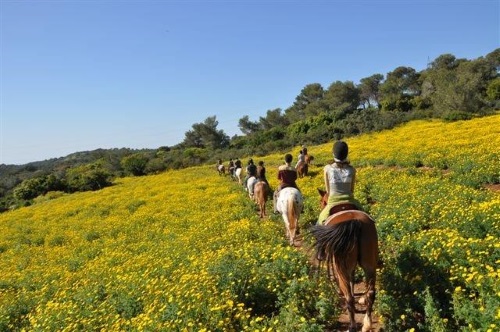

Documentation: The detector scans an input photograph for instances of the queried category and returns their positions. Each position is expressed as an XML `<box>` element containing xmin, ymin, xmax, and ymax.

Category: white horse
<box><xmin>276</xmin><ymin>187</ymin><xmax>303</xmax><ymax>246</ymax></box>
<box><xmin>217</xmin><ymin>164</ymin><xmax>225</xmax><ymax>176</ymax></box>
<box><xmin>234</xmin><ymin>167</ymin><xmax>242</xmax><ymax>184</ymax></box>
<box><xmin>246</xmin><ymin>176</ymin><xmax>258</xmax><ymax>199</ymax></box>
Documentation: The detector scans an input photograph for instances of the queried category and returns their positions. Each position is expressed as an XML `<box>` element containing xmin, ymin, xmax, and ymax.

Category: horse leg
<box><xmin>286</xmin><ymin>219</ymin><xmax>295</xmax><ymax>246</ymax></box>
<box><xmin>360</xmin><ymin>268</ymin><xmax>376</xmax><ymax>332</ymax></box>
<box><xmin>260</xmin><ymin>199</ymin><xmax>266</xmax><ymax>218</ymax></box>
<box><xmin>335</xmin><ymin>266</ymin><xmax>357</xmax><ymax>332</ymax></box>
<box><xmin>358</xmin><ymin>222</ymin><xmax>378</xmax><ymax>332</ymax></box>
<box><xmin>289</xmin><ymin>227</ymin><xmax>296</xmax><ymax>246</ymax></box>
<box><xmin>350</xmin><ymin>270</ymin><xmax>355</xmax><ymax>301</ymax></box>
<box><xmin>334</xmin><ymin>247</ymin><xmax>358</xmax><ymax>332</ymax></box>
<box><xmin>288</xmin><ymin>216</ymin><xmax>297</xmax><ymax>246</ymax></box>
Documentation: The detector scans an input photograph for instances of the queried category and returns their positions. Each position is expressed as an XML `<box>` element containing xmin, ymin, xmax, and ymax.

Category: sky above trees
<box><xmin>1</xmin><ymin>0</ymin><xmax>499</xmax><ymax>165</ymax></box>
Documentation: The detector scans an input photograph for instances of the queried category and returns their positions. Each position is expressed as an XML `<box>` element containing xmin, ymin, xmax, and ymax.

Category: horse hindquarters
<box><xmin>311</xmin><ymin>220</ymin><xmax>362</xmax><ymax>332</ymax></box>
<box><xmin>278</xmin><ymin>188</ymin><xmax>303</xmax><ymax>246</ymax></box>
<box><xmin>234</xmin><ymin>168</ymin><xmax>242</xmax><ymax>184</ymax></box>
<box><xmin>297</xmin><ymin>163</ymin><xmax>308</xmax><ymax>178</ymax></box>
<box><xmin>254</xmin><ymin>182</ymin><xmax>268</xmax><ymax>218</ymax></box>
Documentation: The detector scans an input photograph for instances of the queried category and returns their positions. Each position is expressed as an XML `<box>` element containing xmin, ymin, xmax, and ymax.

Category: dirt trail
<box><xmin>294</xmin><ymin>234</ymin><xmax>382</xmax><ymax>331</ymax></box>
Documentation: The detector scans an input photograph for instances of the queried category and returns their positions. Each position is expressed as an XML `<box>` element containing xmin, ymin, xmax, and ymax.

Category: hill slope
<box><xmin>1</xmin><ymin>115</ymin><xmax>499</xmax><ymax>331</ymax></box>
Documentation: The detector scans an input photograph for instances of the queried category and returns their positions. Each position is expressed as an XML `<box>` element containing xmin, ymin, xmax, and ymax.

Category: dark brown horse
<box><xmin>304</xmin><ymin>153</ymin><xmax>314</xmax><ymax>165</ymax></box>
<box><xmin>253</xmin><ymin>181</ymin><xmax>269</xmax><ymax>218</ymax></box>
<box><xmin>310</xmin><ymin>189</ymin><xmax>378</xmax><ymax>332</ymax></box>
<box><xmin>297</xmin><ymin>153</ymin><xmax>314</xmax><ymax>178</ymax></box>
<box><xmin>296</xmin><ymin>161</ymin><xmax>308</xmax><ymax>178</ymax></box>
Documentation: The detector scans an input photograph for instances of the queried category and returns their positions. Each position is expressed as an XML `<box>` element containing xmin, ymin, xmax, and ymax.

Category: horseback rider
<box><xmin>243</xmin><ymin>159</ymin><xmax>258</xmax><ymax>194</ymax></box>
<box><xmin>256</xmin><ymin>160</ymin><xmax>269</xmax><ymax>186</ymax></box>
<box><xmin>317</xmin><ymin>140</ymin><xmax>363</xmax><ymax>225</ymax></box>
<box><xmin>234</xmin><ymin>158</ymin><xmax>242</xmax><ymax>170</ymax></box>
<box><xmin>295</xmin><ymin>149</ymin><xmax>305</xmax><ymax>169</ymax></box>
<box><xmin>228</xmin><ymin>158</ymin><xmax>235</xmax><ymax>177</ymax></box>
<box><xmin>216</xmin><ymin>159</ymin><xmax>224</xmax><ymax>174</ymax></box>
<box><xmin>273</xmin><ymin>153</ymin><xmax>299</xmax><ymax>214</ymax></box>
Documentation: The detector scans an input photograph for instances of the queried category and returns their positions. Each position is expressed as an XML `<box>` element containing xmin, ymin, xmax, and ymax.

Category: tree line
<box><xmin>1</xmin><ymin>49</ymin><xmax>498</xmax><ymax>212</ymax></box>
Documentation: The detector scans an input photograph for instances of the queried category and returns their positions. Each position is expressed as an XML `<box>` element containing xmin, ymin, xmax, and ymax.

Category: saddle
<box><xmin>328</xmin><ymin>202</ymin><xmax>358</xmax><ymax>216</ymax></box>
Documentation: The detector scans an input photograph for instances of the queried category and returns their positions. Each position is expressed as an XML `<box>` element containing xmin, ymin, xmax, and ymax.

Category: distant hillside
<box><xmin>0</xmin><ymin>148</ymin><xmax>153</xmax><ymax>198</ymax></box>
<box><xmin>2</xmin><ymin>48</ymin><xmax>498</xmax><ymax>212</ymax></box>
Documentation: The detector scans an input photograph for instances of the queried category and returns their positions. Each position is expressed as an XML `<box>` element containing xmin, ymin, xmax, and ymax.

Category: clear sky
<box><xmin>1</xmin><ymin>0</ymin><xmax>498</xmax><ymax>165</ymax></box>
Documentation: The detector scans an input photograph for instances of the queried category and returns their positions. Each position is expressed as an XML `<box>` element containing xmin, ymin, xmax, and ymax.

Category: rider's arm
<box><xmin>351</xmin><ymin>167</ymin><xmax>356</xmax><ymax>193</ymax></box>
<box><xmin>323</xmin><ymin>165</ymin><xmax>330</xmax><ymax>196</ymax></box>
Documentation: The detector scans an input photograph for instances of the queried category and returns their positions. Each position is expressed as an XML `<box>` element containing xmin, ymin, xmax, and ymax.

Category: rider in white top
<box><xmin>295</xmin><ymin>150</ymin><xmax>305</xmax><ymax>169</ymax></box>
<box><xmin>317</xmin><ymin>141</ymin><xmax>362</xmax><ymax>224</ymax></box>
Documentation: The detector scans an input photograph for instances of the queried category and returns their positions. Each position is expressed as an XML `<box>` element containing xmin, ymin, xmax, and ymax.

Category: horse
<box><xmin>233</xmin><ymin>167</ymin><xmax>242</xmax><ymax>184</ymax></box>
<box><xmin>253</xmin><ymin>181</ymin><xmax>269</xmax><ymax>218</ymax></box>
<box><xmin>310</xmin><ymin>189</ymin><xmax>378</xmax><ymax>332</ymax></box>
<box><xmin>246</xmin><ymin>176</ymin><xmax>258</xmax><ymax>198</ymax></box>
<box><xmin>304</xmin><ymin>154</ymin><xmax>314</xmax><ymax>165</ymax></box>
<box><xmin>217</xmin><ymin>164</ymin><xmax>225</xmax><ymax>176</ymax></box>
<box><xmin>276</xmin><ymin>187</ymin><xmax>304</xmax><ymax>246</ymax></box>
<box><xmin>296</xmin><ymin>161</ymin><xmax>308</xmax><ymax>178</ymax></box>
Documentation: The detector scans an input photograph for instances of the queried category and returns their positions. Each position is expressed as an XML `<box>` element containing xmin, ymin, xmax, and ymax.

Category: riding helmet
<box><xmin>333</xmin><ymin>141</ymin><xmax>348</xmax><ymax>161</ymax></box>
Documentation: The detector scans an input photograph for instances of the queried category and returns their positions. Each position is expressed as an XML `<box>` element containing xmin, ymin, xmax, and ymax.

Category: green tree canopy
<box><xmin>359</xmin><ymin>74</ymin><xmax>384</xmax><ymax>108</ymax></box>
<box><xmin>182</xmin><ymin>116</ymin><xmax>230</xmax><ymax>149</ymax></box>
<box><xmin>259</xmin><ymin>108</ymin><xmax>289</xmax><ymax>130</ymax></box>
<box><xmin>238</xmin><ymin>115</ymin><xmax>260</xmax><ymax>135</ymax></box>
<box><xmin>285</xmin><ymin>83</ymin><xmax>324</xmax><ymax>122</ymax></box>
<box><xmin>323</xmin><ymin>80</ymin><xmax>360</xmax><ymax>116</ymax></box>
<box><xmin>380</xmin><ymin>66</ymin><xmax>420</xmax><ymax>112</ymax></box>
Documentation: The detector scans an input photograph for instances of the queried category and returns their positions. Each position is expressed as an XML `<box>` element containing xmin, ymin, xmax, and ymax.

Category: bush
<box><xmin>121</xmin><ymin>153</ymin><xmax>150</xmax><ymax>176</ymax></box>
<box><xmin>442</xmin><ymin>111</ymin><xmax>473</xmax><ymax>121</ymax></box>
<box><xmin>66</xmin><ymin>163</ymin><xmax>112</xmax><ymax>192</ymax></box>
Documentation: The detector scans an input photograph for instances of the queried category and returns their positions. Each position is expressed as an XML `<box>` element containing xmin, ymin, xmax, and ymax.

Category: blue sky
<box><xmin>1</xmin><ymin>0</ymin><xmax>498</xmax><ymax>165</ymax></box>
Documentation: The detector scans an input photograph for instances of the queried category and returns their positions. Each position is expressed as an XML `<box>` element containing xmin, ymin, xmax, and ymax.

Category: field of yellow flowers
<box><xmin>1</xmin><ymin>114</ymin><xmax>499</xmax><ymax>331</ymax></box>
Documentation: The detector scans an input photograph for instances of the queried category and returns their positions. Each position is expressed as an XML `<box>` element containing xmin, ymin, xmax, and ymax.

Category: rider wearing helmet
<box><xmin>243</xmin><ymin>159</ymin><xmax>258</xmax><ymax>193</ymax></box>
<box><xmin>256</xmin><ymin>160</ymin><xmax>269</xmax><ymax>186</ymax></box>
<box><xmin>273</xmin><ymin>153</ymin><xmax>299</xmax><ymax>213</ymax></box>
<box><xmin>317</xmin><ymin>140</ymin><xmax>362</xmax><ymax>224</ymax></box>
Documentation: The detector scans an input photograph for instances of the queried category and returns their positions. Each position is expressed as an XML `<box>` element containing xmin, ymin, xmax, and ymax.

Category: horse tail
<box><xmin>310</xmin><ymin>220</ymin><xmax>362</xmax><ymax>285</ymax></box>
<box><xmin>287</xmin><ymin>191</ymin><xmax>300</xmax><ymax>244</ymax></box>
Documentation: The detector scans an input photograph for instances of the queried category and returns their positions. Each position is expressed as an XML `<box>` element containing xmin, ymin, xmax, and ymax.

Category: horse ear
<box><xmin>317</xmin><ymin>188</ymin><xmax>326</xmax><ymax>197</ymax></box>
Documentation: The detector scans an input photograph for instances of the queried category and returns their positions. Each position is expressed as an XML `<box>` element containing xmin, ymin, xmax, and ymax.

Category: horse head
<box><xmin>318</xmin><ymin>188</ymin><xmax>328</xmax><ymax>209</ymax></box>
<box><xmin>318</xmin><ymin>188</ymin><xmax>359</xmax><ymax>217</ymax></box>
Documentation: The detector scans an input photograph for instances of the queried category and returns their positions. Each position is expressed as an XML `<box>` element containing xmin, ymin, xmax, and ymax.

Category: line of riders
<box><xmin>217</xmin><ymin>141</ymin><xmax>378</xmax><ymax>332</ymax></box>
<box><xmin>216</xmin><ymin>141</ymin><xmax>362</xmax><ymax>223</ymax></box>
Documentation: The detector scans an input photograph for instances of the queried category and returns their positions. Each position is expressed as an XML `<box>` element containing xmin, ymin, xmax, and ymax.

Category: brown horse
<box><xmin>253</xmin><ymin>181</ymin><xmax>269</xmax><ymax>218</ymax></box>
<box><xmin>310</xmin><ymin>189</ymin><xmax>378</xmax><ymax>332</ymax></box>
<box><xmin>297</xmin><ymin>154</ymin><xmax>314</xmax><ymax>178</ymax></box>
<box><xmin>296</xmin><ymin>161</ymin><xmax>308</xmax><ymax>178</ymax></box>
<box><xmin>216</xmin><ymin>164</ymin><xmax>225</xmax><ymax>176</ymax></box>
<box><xmin>305</xmin><ymin>154</ymin><xmax>314</xmax><ymax>165</ymax></box>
